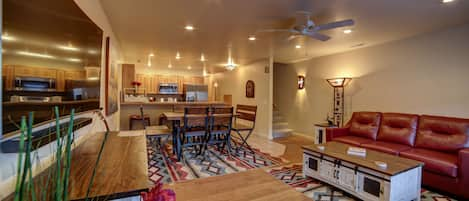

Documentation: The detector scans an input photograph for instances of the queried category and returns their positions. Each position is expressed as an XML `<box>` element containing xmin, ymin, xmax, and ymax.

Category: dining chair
<box><xmin>204</xmin><ymin>106</ymin><xmax>234</xmax><ymax>156</ymax></box>
<box><xmin>177</xmin><ymin>106</ymin><xmax>210</xmax><ymax>161</ymax></box>
<box><xmin>231</xmin><ymin>104</ymin><xmax>257</xmax><ymax>153</ymax></box>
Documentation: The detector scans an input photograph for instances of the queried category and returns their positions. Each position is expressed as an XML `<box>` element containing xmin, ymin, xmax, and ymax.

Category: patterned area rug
<box><xmin>145</xmin><ymin>137</ymin><xmax>458</xmax><ymax>201</ymax></box>
<box><xmin>266</xmin><ymin>164</ymin><xmax>459</xmax><ymax>201</ymax></box>
<box><xmin>146</xmin><ymin>137</ymin><xmax>285</xmax><ymax>184</ymax></box>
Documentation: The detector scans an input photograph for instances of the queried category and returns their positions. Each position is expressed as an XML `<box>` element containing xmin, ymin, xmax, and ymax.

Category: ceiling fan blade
<box><xmin>287</xmin><ymin>34</ymin><xmax>302</xmax><ymax>41</ymax></box>
<box><xmin>314</xmin><ymin>19</ymin><xmax>355</xmax><ymax>31</ymax></box>
<box><xmin>256</xmin><ymin>29</ymin><xmax>299</xmax><ymax>34</ymax></box>
<box><xmin>304</xmin><ymin>32</ymin><xmax>331</xmax><ymax>41</ymax></box>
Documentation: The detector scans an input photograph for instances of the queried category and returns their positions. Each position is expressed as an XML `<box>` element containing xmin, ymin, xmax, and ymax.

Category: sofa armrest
<box><xmin>326</xmin><ymin>127</ymin><xmax>349</xmax><ymax>141</ymax></box>
<box><xmin>459</xmin><ymin>148</ymin><xmax>469</xmax><ymax>183</ymax></box>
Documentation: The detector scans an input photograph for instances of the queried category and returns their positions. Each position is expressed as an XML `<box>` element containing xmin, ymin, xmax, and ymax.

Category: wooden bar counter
<box><xmin>69</xmin><ymin>132</ymin><xmax>149</xmax><ymax>200</ymax></box>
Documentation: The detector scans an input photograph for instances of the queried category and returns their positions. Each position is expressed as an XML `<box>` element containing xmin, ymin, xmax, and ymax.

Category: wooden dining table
<box><xmin>161</xmin><ymin>112</ymin><xmax>238</xmax><ymax>161</ymax></box>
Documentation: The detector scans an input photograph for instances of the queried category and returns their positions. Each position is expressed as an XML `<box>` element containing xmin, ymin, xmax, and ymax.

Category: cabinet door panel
<box><xmin>56</xmin><ymin>70</ymin><xmax>65</xmax><ymax>92</ymax></box>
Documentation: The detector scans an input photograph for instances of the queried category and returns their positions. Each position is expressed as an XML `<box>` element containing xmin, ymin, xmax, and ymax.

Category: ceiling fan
<box><xmin>256</xmin><ymin>11</ymin><xmax>355</xmax><ymax>42</ymax></box>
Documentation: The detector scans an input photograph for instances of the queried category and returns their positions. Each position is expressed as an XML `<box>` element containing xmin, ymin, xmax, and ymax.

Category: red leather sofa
<box><xmin>326</xmin><ymin>112</ymin><xmax>469</xmax><ymax>199</ymax></box>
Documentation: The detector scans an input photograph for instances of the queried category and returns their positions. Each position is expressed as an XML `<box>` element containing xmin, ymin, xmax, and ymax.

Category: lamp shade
<box><xmin>326</xmin><ymin>77</ymin><xmax>352</xmax><ymax>87</ymax></box>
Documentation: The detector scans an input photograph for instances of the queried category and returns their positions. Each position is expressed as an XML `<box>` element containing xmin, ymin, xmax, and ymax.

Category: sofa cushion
<box><xmin>361</xmin><ymin>141</ymin><xmax>412</xmax><ymax>155</ymax></box>
<box><xmin>377</xmin><ymin>113</ymin><xmax>419</xmax><ymax>146</ymax></box>
<box><xmin>348</xmin><ymin>112</ymin><xmax>382</xmax><ymax>140</ymax></box>
<box><xmin>415</xmin><ymin>115</ymin><xmax>469</xmax><ymax>153</ymax></box>
<box><xmin>333</xmin><ymin>136</ymin><xmax>374</xmax><ymax>146</ymax></box>
<box><xmin>400</xmin><ymin>148</ymin><xmax>458</xmax><ymax>178</ymax></box>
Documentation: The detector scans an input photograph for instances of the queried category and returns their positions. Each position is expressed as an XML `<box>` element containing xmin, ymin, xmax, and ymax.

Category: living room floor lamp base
<box><xmin>326</xmin><ymin>77</ymin><xmax>352</xmax><ymax>126</ymax></box>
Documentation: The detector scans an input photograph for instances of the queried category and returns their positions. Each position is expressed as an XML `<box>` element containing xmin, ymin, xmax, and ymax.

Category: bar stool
<box><xmin>129</xmin><ymin>114</ymin><xmax>150</xmax><ymax>130</ymax></box>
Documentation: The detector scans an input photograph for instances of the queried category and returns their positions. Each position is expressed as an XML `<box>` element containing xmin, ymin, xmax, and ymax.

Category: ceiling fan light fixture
<box><xmin>343</xmin><ymin>29</ymin><xmax>352</xmax><ymax>34</ymax></box>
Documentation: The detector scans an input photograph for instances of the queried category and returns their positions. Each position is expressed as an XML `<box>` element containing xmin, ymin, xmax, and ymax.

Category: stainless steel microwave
<box><xmin>15</xmin><ymin>77</ymin><xmax>56</xmax><ymax>92</ymax></box>
<box><xmin>158</xmin><ymin>83</ymin><xmax>178</xmax><ymax>94</ymax></box>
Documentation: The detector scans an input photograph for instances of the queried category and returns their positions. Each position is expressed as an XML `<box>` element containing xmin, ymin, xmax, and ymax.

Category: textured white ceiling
<box><xmin>100</xmin><ymin>0</ymin><xmax>469</xmax><ymax>72</ymax></box>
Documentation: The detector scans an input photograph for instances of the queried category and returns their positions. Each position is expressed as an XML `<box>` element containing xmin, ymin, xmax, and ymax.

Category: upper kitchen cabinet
<box><xmin>3</xmin><ymin>66</ymin><xmax>14</xmax><ymax>90</ymax></box>
<box><xmin>64</xmin><ymin>70</ymin><xmax>86</xmax><ymax>80</ymax></box>
<box><xmin>184</xmin><ymin>76</ymin><xmax>204</xmax><ymax>85</ymax></box>
<box><xmin>56</xmin><ymin>70</ymin><xmax>65</xmax><ymax>92</ymax></box>
<box><xmin>121</xmin><ymin>64</ymin><xmax>135</xmax><ymax>89</ymax></box>
<box><xmin>135</xmin><ymin>74</ymin><xmax>157</xmax><ymax>94</ymax></box>
<box><xmin>14</xmin><ymin>66</ymin><xmax>57</xmax><ymax>79</ymax></box>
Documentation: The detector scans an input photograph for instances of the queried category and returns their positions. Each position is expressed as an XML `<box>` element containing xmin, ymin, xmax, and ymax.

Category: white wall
<box><xmin>74</xmin><ymin>0</ymin><xmax>123</xmax><ymax>130</ymax></box>
<box><xmin>274</xmin><ymin>23</ymin><xmax>469</xmax><ymax>135</ymax></box>
<box><xmin>210</xmin><ymin>59</ymin><xmax>273</xmax><ymax>139</ymax></box>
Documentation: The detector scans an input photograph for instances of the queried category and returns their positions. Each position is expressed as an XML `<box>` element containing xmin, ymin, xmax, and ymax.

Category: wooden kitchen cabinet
<box><xmin>64</xmin><ymin>70</ymin><xmax>86</xmax><ymax>80</ymax></box>
<box><xmin>56</xmin><ymin>70</ymin><xmax>65</xmax><ymax>92</ymax></box>
<box><xmin>193</xmin><ymin>76</ymin><xmax>204</xmax><ymax>84</ymax></box>
<box><xmin>3</xmin><ymin>66</ymin><xmax>14</xmax><ymax>90</ymax></box>
<box><xmin>184</xmin><ymin>76</ymin><xmax>204</xmax><ymax>85</ymax></box>
<box><xmin>14</xmin><ymin>66</ymin><xmax>57</xmax><ymax>79</ymax></box>
<box><xmin>121</xmin><ymin>64</ymin><xmax>135</xmax><ymax>89</ymax></box>
<box><xmin>136</xmin><ymin>74</ymin><xmax>157</xmax><ymax>94</ymax></box>
<box><xmin>177</xmin><ymin>76</ymin><xmax>184</xmax><ymax>93</ymax></box>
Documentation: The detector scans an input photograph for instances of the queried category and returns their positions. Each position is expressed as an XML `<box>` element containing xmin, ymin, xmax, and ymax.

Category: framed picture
<box><xmin>246</xmin><ymin>80</ymin><xmax>255</xmax><ymax>98</ymax></box>
<box><xmin>105</xmin><ymin>37</ymin><xmax>119</xmax><ymax>116</ymax></box>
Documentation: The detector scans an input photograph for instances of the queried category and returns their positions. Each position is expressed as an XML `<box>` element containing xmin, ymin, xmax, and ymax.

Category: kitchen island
<box><xmin>120</xmin><ymin>101</ymin><xmax>227</xmax><ymax>130</ymax></box>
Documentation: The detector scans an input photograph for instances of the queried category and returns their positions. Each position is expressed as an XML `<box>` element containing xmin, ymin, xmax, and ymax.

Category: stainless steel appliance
<box><xmin>184</xmin><ymin>84</ymin><xmax>208</xmax><ymax>102</ymax></box>
<box><xmin>66</xmin><ymin>80</ymin><xmax>100</xmax><ymax>100</ymax></box>
<box><xmin>15</xmin><ymin>77</ymin><xmax>56</xmax><ymax>92</ymax></box>
<box><xmin>10</xmin><ymin>95</ymin><xmax>62</xmax><ymax>103</ymax></box>
<box><xmin>158</xmin><ymin>83</ymin><xmax>179</xmax><ymax>94</ymax></box>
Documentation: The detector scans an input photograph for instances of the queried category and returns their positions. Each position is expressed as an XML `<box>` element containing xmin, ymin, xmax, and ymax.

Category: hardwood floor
<box><xmin>246</xmin><ymin>133</ymin><xmax>315</xmax><ymax>164</ymax></box>
<box><xmin>273</xmin><ymin>134</ymin><xmax>315</xmax><ymax>163</ymax></box>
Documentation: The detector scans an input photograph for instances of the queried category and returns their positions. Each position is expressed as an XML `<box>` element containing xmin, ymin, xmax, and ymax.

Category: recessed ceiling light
<box><xmin>442</xmin><ymin>0</ymin><xmax>454</xmax><ymax>3</ymax></box>
<box><xmin>343</xmin><ymin>29</ymin><xmax>352</xmax><ymax>34</ymax></box>
<box><xmin>248</xmin><ymin>36</ymin><xmax>256</xmax><ymax>41</ymax></box>
<box><xmin>168</xmin><ymin>59</ymin><xmax>172</xmax><ymax>68</ymax></box>
<box><xmin>295</xmin><ymin>45</ymin><xmax>302</xmax><ymax>49</ymax></box>
<box><xmin>187</xmin><ymin>65</ymin><xmax>192</xmax><ymax>70</ymax></box>
<box><xmin>200</xmin><ymin>53</ymin><xmax>206</xmax><ymax>62</ymax></box>
<box><xmin>185</xmin><ymin>25</ymin><xmax>194</xmax><ymax>31</ymax></box>
<box><xmin>176</xmin><ymin>51</ymin><xmax>181</xmax><ymax>60</ymax></box>
<box><xmin>149</xmin><ymin>53</ymin><xmax>154</xmax><ymax>57</ymax></box>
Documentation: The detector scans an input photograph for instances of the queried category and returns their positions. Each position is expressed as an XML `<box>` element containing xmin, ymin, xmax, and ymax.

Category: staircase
<box><xmin>272</xmin><ymin>108</ymin><xmax>293</xmax><ymax>138</ymax></box>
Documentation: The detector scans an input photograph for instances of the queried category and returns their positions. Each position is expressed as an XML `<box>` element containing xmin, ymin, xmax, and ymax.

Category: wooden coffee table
<box><xmin>164</xmin><ymin>169</ymin><xmax>310</xmax><ymax>201</ymax></box>
<box><xmin>302</xmin><ymin>141</ymin><xmax>424</xmax><ymax>201</ymax></box>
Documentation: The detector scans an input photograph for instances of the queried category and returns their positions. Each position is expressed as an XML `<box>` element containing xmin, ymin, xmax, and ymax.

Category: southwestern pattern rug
<box><xmin>266</xmin><ymin>164</ymin><xmax>459</xmax><ymax>201</ymax></box>
<box><xmin>146</xmin><ymin>137</ymin><xmax>285</xmax><ymax>184</ymax></box>
<box><xmin>145</xmin><ymin>137</ymin><xmax>458</xmax><ymax>201</ymax></box>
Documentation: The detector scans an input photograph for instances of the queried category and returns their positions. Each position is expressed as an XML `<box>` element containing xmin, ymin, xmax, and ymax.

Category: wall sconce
<box><xmin>298</xmin><ymin>75</ymin><xmax>305</xmax><ymax>89</ymax></box>
<box><xmin>326</xmin><ymin>77</ymin><xmax>352</xmax><ymax>126</ymax></box>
